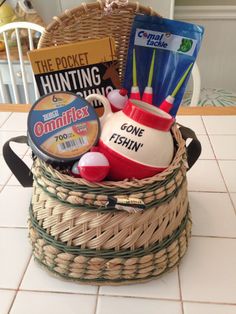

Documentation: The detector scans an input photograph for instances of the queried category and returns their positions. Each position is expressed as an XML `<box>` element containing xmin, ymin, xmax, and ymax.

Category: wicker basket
<box><xmin>3</xmin><ymin>1</ymin><xmax>201</xmax><ymax>285</ymax></box>
<box><xmin>27</xmin><ymin>123</ymin><xmax>192</xmax><ymax>285</ymax></box>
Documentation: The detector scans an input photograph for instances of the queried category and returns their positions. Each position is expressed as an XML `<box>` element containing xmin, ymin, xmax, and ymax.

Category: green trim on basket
<box><xmin>35</xmin><ymin>160</ymin><xmax>184</xmax><ymax>195</ymax></box>
<box><xmin>29</xmin><ymin>204</ymin><xmax>191</xmax><ymax>259</ymax></box>
<box><xmin>33</xmin><ymin>254</ymin><xmax>183</xmax><ymax>284</ymax></box>
<box><xmin>33</xmin><ymin>176</ymin><xmax>186</xmax><ymax>212</ymax></box>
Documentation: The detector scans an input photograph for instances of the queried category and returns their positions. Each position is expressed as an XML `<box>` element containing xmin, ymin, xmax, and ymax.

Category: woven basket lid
<box><xmin>38</xmin><ymin>0</ymin><xmax>160</xmax><ymax>84</ymax></box>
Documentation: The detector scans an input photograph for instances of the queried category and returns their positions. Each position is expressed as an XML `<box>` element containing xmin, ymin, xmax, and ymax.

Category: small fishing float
<box><xmin>71</xmin><ymin>160</ymin><xmax>81</xmax><ymax>178</ymax></box>
<box><xmin>78</xmin><ymin>152</ymin><xmax>110</xmax><ymax>182</ymax></box>
<box><xmin>142</xmin><ymin>49</ymin><xmax>156</xmax><ymax>104</ymax></box>
<box><xmin>130</xmin><ymin>48</ymin><xmax>141</xmax><ymax>100</ymax></box>
<box><xmin>107</xmin><ymin>88</ymin><xmax>128</xmax><ymax>112</ymax></box>
<box><xmin>160</xmin><ymin>62</ymin><xmax>193</xmax><ymax>113</ymax></box>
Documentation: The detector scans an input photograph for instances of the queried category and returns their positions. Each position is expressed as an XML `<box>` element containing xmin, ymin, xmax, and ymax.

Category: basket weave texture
<box><xmin>38</xmin><ymin>1</ymin><xmax>159</xmax><ymax>83</ymax></box>
<box><xmin>30</xmin><ymin>123</ymin><xmax>191</xmax><ymax>284</ymax></box>
<box><xmin>29</xmin><ymin>0</ymin><xmax>192</xmax><ymax>285</ymax></box>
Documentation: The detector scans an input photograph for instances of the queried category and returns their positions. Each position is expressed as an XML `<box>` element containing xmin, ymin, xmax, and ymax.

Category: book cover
<box><xmin>28</xmin><ymin>37</ymin><xmax>121</xmax><ymax>116</ymax></box>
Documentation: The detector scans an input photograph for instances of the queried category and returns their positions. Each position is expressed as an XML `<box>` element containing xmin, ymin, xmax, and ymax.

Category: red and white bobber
<box><xmin>107</xmin><ymin>88</ymin><xmax>128</xmax><ymax>112</ymax></box>
<box><xmin>71</xmin><ymin>160</ymin><xmax>81</xmax><ymax>178</ymax></box>
<box><xmin>78</xmin><ymin>152</ymin><xmax>110</xmax><ymax>182</ymax></box>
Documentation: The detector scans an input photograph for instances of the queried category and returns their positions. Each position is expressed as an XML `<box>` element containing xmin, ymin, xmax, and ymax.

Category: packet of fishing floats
<box><xmin>124</xmin><ymin>15</ymin><xmax>204</xmax><ymax>116</ymax></box>
<box><xmin>28</xmin><ymin>37</ymin><xmax>120</xmax><ymax>117</ymax></box>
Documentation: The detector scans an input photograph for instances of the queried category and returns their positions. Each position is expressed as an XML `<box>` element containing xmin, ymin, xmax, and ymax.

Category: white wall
<box><xmin>175</xmin><ymin>6</ymin><xmax>236</xmax><ymax>92</ymax></box>
<box><xmin>31</xmin><ymin>0</ymin><xmax>62</xmax><ymax>24</ymax></box>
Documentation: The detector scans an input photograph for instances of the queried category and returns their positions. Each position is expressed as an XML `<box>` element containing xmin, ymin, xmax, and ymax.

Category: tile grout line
<box><xmin>0</xmin><ymin>288</ymin><xmax>17</xmax><ymax>292</ymax></box>
<box><xmin>200</xmin><ymin>116</ymin><xmax>236</xmax><ymax>216</ymax></box>
<box><xmin>2</xmin><ymin>148</ymin><xmax>32</xmax><ymax>188</ymax></box>
<box><xmin>0</xmin><ymin>112</ymin><xmax>13</xmax><ymax>129</ymax></box>
<box><xmin>191</xmin><ymin>234</ymin><xmax>236</xmax><ymax>240</ymax></box>
<box><xmin>199</xmin><ymin>158</ymin><xmax>236</xmax><ymax>161</ymax></box>
<box><xmin>92</xmin><ymin>293</ymin><xmax>181</xmax><ymax>302</ymax></box>
<box><xmin>177</xmin><ymin>267</ymin><xmax>184</xmax><ymax>314</ymax></box>
<box><xmin>0</xmin><ymin>226</ymin><xmax>28</xmax><ymax>230</ymax></box>
<box><xmin>188</xmin><ymin>190</ymin><xmax>229</xmax><ymax>194</ymax></box>
<box><xmin>94</xmin><ymin>286</ymin><xmax>100</xmax><ymax>314</ymax></box>
<box><xmin>182</xmin><ymin>299</ymin><xmax>236</xmax><ymax>306</ymax></box>
<box><xmin>0</xmin><ymin>124</ymin><xmax>28</xmax><ymax>187</ymax></box>
<box><xmin>4</xmin><ymin>285</ymin><xmax>236</xmax><ymax>307</ymax></box>
<box><xmin>0</xmin><ymin>146</ymin><xmax>32</xmax><ymax>228</ymax></box>
<box><xmin>15</xmin><ymin>289</ymin><xmax>99</xmax><ymax>296</ymax></box>
<box><xmin>7</xmin><ymin>254</ymin><xmax>33</xmax><ymax>314</ymax></box>
<box><xmin>78</xmin><ymin>292</ymin><xmax>236</xmax><ymax>306</ymax></box>
<box><xmin>0</xmin><ymin>286</ymin><xmax>22</xmax><ymax>314</ymax></box>
<box><xmin>6</xmin><ymin>290</ymin><xmax>18</xmax><ymax>314</ymax></box>
<box><xmin>198</xmin><ymin>133</ymin><xmax>236</xmax><ymax>136</ymax></box>
<box><xmin>2</xmin><ymin>286</ymin><xmax>235</xmax><ymax>307</ymax></box>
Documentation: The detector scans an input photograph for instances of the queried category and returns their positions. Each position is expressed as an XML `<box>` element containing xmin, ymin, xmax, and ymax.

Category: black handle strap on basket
<box><xmin>178</xmin><ymin>125</ymin><xmax>202</xmax><ymax>170</ymax></box>
<box><xmin>2</xmin><ymin>136</ymin><xmax>33</xmax><ymax>187</ymax></box>
<box><xmin>2</xmin><ymin>127</ymin><xmax>201</xmax><ymax>188</ymax></box>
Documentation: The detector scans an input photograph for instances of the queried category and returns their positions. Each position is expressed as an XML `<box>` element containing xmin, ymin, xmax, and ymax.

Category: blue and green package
<box><xmin>123</xmin><ymin>15</ymin><xmax>204</xmax><ymax>116</ymax></box>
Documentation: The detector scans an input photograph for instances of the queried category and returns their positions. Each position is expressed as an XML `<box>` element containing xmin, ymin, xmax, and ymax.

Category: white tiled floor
<box><xmin>10</xmin><ymin>292</ymin><xmax>97</xmax><ymax>314</ymax></box>
<box><xmin>0</xmin><ymin>112</ymin><xmax>236</xmax><ymax>314</ymax></box>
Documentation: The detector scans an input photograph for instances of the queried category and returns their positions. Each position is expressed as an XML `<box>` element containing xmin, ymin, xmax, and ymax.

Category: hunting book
<box><xmin>28</xmin><ymin>37</ymin><xmax>121</xmax><ymax>116</ymax></box>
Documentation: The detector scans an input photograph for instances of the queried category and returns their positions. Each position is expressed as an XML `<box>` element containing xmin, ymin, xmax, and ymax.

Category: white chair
<box><xmin>138</xmin><ymin>0</ymin><xmax>201</xmax><ymax>106</ymax></box>
<box><xmin>0</xmin><ymin>21</ymin><xmax>44</xmax><ymax>104</ymax></box>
